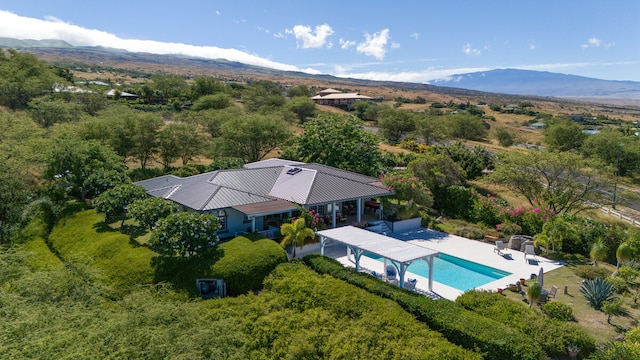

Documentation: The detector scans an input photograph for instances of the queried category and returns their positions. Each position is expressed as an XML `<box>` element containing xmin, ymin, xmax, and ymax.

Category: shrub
<box><xmin>454</xmin><ymin>225</ymin><xmax>486</xmax><ymax>240</ymax></box>
<box><xmin>542</xmin><ymin>301</ymin><xmax>575</xmax><ymax>321</ymax></box>
<box><xmin>607</xmin><ymin>276</ymin><xmax>629</xmax><ymax>294</ymax></box>
<box><xmin>303</xmin><ymin>255</ymin><xmax>546</xmax><ymax>360</ymax></box>
<box><xmin>580</xmin><ymin>277</ymin><xmax>617</xmax><ymax>310</ymax></box>
<box><xmin>210</xmin><ymin>236</ymin><xmax>288</xmax><ymax>296</ymax></box>
<box><xmin>457</xmin><ymin>290</ymin><xmax>595</xmax><ymax>358</ymax></box>
<box><xmin>575</xmin><ymin>265</ymin><xmax>611</xmax><ymax>279</ymax></box>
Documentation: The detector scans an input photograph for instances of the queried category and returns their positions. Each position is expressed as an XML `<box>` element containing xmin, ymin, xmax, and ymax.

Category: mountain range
<box><xmin>2</xmin><ymin>37</ymin><xmax>640</xmax><ymax>104</ymax></box>
<box><xmin>431</xmin><ymin>69</ymin><xmax>640</xmax><ymax>101</ymax></box>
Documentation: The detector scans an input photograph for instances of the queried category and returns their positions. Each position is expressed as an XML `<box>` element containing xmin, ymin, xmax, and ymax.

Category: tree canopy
<box><xmin>0</xmin><ymin>49</ymin><xmax>63</xmax><ymax>109</ymax></box>
<box><xmin>281</xmin><ymin>114</ymin><xmax>382</xmax><ymax>176</ymax></box>
<box><xmin>150</xmin><ymin>212</ymin><xmax>220</xmax><ymax>257</ymax></box>
<box><xmin>489</xmin><ymin>150</ymin><xmax>604</xmax><ymax>214</ymax></box>
<box><xmin>217</xmin><ymin>113</ymin><xmax>292</xmax><ymax>163</ymax></box>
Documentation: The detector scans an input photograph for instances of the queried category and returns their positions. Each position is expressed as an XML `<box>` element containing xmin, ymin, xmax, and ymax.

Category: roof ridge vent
<box><xmin>286</xmin><ymin>167</ymin><xmax>303</xmax><ymax>175</ymax></box>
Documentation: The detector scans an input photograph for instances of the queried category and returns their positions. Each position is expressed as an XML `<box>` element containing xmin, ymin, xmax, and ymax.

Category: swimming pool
<box><xmin>365</xmin><ymin>252</ymin><xmax>511</xmax><ymax>291</ymax></box>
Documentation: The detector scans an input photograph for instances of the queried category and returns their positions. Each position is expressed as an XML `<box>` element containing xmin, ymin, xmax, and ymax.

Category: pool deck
<box><xmin>323</xmin><ymin>228</ymin><xmax>565</xmax><ymax>301</ymax></box>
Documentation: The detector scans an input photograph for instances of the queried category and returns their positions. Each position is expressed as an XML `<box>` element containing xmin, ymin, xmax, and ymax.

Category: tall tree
<box><xmin>414</xmin><ymin>113</ymin><xmax>444</xmax><ymax>145</ymax></box>
<box><xmin>189</xmin><ymin>76</ymin><xmax>227</xmax><ymax>99</ymax></box>
<box><xmin>241</xmin><ymin>80</ymin><xmax>286</xmax><ymax>112</ymax></box>
<box><xmin>131</xmin><ymin>113</ymin><xmax>163</xmax><ymax>169</ymax></box>
<box><xmin>281</xmin><ymin>114</ymin><xmax>382</xmax><ymax>176</ymax></box>
<box><xmin>151</xmin><ymin>74</ymin><xmax>187</xmax><ymax>103</ymax></box>
<box><xmin>218</xmin><ymin>113</ymin><xmax>292</xmax><ymax>163</ymax></box>
<box><xmin>377</xmin><ymin>107</ymin><xmax>416</xmax><ymax>144</ymax></box>
<box><xmin>158</xmin><ymin>122</ymin><xmax>204</xmax><ymax>167</ymax></box>
<box><xmin>150</xmin><ymin>212</ymin><xmax>220</xmax><ymax>257</ymax></box>
<box><xmin>286</xmin><ymin>96</ymin><xmax>317</xmax><ymax>123</ymax></box>
<box><xmin>44</xmin><ymin>134</ymin><xmax>125</xmax><ymax>202</ymax></box>
<box><xmin>543</xmin><ymin>118</ymin><xmax>586</xmax><ymax>151</ymax></box>
<box><xmin>489</xmin><ymin>150</ymin><xmax>604</xmax><ymax>214</ymax></box>
<box><xmin>0</xmin><ymin>49</ymin><xmax>62</xmax><ymax>109</ymax></box>
<box><xmin>92</xmin><ymin>183</ymin><xmax>147</xmax><ymax>226</ymax></box>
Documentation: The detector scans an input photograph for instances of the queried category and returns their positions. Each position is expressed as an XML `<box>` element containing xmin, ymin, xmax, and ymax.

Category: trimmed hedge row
<box><xmin>210</xmin><ymin>236</ymin><xmax>288</xmax><ymax>296</ymax></box>
<box><xmin>456</xmin><ymin>290</ymin><xmax>596</xmax><ymax>358</ymax></box>
<box><xmin>302</xmin><ymin>254</ymin><xmax>545</xmax><ymax>360</ymax></box>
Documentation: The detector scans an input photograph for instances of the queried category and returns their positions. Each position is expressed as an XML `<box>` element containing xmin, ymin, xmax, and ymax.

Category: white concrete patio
<box><xmin>322</xmin><ymin>227</ymin><xmax>565</xmax><ymax>301</ymax></box>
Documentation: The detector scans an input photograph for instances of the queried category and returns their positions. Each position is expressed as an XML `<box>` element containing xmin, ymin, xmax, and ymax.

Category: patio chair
<box><xmin>404</xmin><ymin>278</ymin><xmax>417</xmax><ymax>291</ymax></box>
<box><xmin>546</xmin><ymin>285</ymin><xmax>558</xmax><ymax>301</ymax></box>
<box><xmin>537</xmin><ymin>293</ymin><xmax>549</xmax><ymax>306</ymax></box>
<box><xmin>386</xmin><ymin>265</ymin><xmax>397</xmax><ymax>281</ymax></box>
<box><xmin>524</xmin><ymin>245</ymin><xmax>536</xmax><ymax>261</ymax></box>
<box><xmin>494</xmin><ymin>241</ymin><xmax>508</xmax><ymax>256</ymax></box>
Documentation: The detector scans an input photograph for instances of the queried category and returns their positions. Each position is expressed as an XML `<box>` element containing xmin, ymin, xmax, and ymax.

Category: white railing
<box><xmin>258</xmin><ymin>228</ymin><xmax>279</xmax><ymax>239</ymax></box>
<box><xmin>600</xmin><ymin>207</ymin><xmax>640</xmax><ymax>228</ymax></box>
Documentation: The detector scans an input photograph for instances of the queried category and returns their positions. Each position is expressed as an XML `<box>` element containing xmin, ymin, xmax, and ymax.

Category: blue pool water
<box><xmin>366</xmin><ymin>252</ymin><xmax>511</xmax><ymax>291</ymax></box>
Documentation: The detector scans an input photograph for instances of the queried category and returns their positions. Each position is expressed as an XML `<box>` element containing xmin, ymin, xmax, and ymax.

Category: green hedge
<box><xmin>262</xmin><ymin>262</ymin><xmax>481</xmax><ymax>359</ymax></box>
<box><xmin>48</xmin><ymin>209</ymin><xmax>156</xmax><ymax>295</ymax></box>
<box><xmin>210</xmin><ymin>236</ymin><xmax>288</xmax><ymax>296</ymax></box>
<box><xmin>456</xmin><ymin>290</ymin><xmax>595</xmax><ymax>358</ymax></box>
<box><xmin>303</xmin><ymin>254</ymin><xmax>545</xmax><ymax>360</ymax></box>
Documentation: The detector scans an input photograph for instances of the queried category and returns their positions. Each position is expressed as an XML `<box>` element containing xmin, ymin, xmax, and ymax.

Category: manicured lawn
<box><xmin>501</xmin><ymin>262</ymin><xmax>640</xmax><ymax>345</ymax></box>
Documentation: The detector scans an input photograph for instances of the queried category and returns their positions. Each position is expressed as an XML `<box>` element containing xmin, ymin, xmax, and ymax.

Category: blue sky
<box><xmin>0</xmin><ymin>1</ymin><xmax>639</xmax><ymax>82</ymax></box>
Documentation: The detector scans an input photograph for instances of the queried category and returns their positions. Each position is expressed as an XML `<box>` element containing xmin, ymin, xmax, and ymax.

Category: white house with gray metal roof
<box><xmin>135</xmin><ymin>158</ymin><xmax>393</xmax><ymax>239</ymax></box>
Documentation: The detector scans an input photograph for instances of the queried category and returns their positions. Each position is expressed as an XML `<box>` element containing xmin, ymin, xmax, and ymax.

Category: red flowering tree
<box><xmin>381</xmin><ymin>172</ymin><xmax>432</xmax><ymax>207</ymax></box>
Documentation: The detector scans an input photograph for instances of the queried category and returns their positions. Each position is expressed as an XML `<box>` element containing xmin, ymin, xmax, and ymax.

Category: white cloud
<box><xmin>285</xmin><ymin>23</ymin><xmax>334</xmax><ymax>49</ymax></box>
<box><xmin>529</xmin><ymin>43</ymin><xmax>535</xmax><ymax>50</ymax></box>
<box><xmin>391</xmin><ymin>42</ymin><xmax>400</xmax><ymax>49</ymax></box>
<box><xmin>462</xmin><ymin>43</ymin><xmax>481</xmax><ymax>56</ymax></box>
<box><xmin>0</xmin><ymin>10</ymin><xmax>319</xmax><ymax>74</ymax></box>
<box><xmin>410</xmin><ymin>32</ymin><xmax>419</xmax><ymax>40</ymax></box>
<box><xmin>334</xmin><ymin>65</ymin><xmax>492</xmax><ymax>83</ymax></box>
<box><xmin>356</xmin><ymin>29</ymin><xmax>390</xmax><ymax>60</ymax></box>
<box><xmin>339</xmin><ymin>38</ymin><xmax>356</xmax><ymax>49</ymax></box>
<box><xmin>582</xmin><ymin>37</ymin><xmax>602</xmax><ymax>48</ymax></box>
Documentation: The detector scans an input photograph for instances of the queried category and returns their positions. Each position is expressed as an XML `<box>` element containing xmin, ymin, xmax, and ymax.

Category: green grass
<box><xmin>48</xmin><ymin>208</ymin><xmax>156</xmax><ymax>296</ymax></box>
<box><xmin>501</xmin><ymin>263</ymin><xmax>640</xmax><ymax>345</ymax></box>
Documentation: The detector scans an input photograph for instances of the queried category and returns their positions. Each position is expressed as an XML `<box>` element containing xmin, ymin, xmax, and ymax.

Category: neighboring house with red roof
<box><xmin>135</xmin><ymin>158</ymin><xmax>393</xmax><ymax>239</ymax></box>
<box><xmin>311</xmin><ymin>88</ymin><xmax>373</xmax><ymax>107</ymax></box>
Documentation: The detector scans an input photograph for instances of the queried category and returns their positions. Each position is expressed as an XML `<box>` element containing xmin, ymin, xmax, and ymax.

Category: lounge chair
<box><xmin>524</xmin><ymin>245</ymin><xmax>536</xmax><ymax>261</ymax></box>
<box><xmin>494</xmin><ymin>241</ymin><xmax>508</xmax><ymax>255</ymax></box>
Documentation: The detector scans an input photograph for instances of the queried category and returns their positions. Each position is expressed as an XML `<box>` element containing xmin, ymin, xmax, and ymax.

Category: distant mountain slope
<box><xmin>2</xmin><ymin>37</ymin><xmax>640</xmax><ymax>103</ymax></box>
<box><xmin>432</xmin><ymin>69</ymin><xmax>640</xmax><ymax>100</ymax></box>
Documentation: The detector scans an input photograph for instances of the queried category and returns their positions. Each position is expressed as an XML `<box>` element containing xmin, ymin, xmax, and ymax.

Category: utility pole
<box><xmin>612</xmin><ymin>143</ymin><xmax>622</xmax><ymax>209</ymax></box>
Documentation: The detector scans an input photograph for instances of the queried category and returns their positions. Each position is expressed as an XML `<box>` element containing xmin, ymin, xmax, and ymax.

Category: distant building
<box><xmin>105</xmin><ymin>89</ymin><xmax>138</xmax><ymax>100</ymax></box>
<box><xmin>311</xmin><ymin>88</ymin><xmax>373</xmax><ymax>108</ymax></box>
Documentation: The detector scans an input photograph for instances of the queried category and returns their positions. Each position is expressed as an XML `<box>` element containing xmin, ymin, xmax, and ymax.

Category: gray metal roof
<box><xmin>316</xmin><ymin>226</ymin><xmax>438</xmax><ymax>263</ymax></box>
<box><xmin>135</xmin><ymin>159</ymin><xmax>393</xmax><ymax>214</ymax></box>
<box><xmin>243</xmin><ymin>158</ymin><xmax>304</xmax><ymax>169</ymax></box>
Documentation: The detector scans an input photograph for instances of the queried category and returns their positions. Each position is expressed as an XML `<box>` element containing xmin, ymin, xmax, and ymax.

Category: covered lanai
<box><xmin>316</xmin><ymin>226</ymin><xmax>439</xmax><ymax>291</ymax></box>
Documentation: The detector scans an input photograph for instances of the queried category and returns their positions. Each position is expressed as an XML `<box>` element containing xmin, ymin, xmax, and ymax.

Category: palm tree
<box><xmin>590</xmin><ymin>238</ymin><xmax>608</xmax><ymax>267</ymax></box>
<box><xmin>280</xmin><ymin>217</ymin><xmax>316</xmax><ymax>259</ymax></box>
<box><xmin>534</xmin><ymin>217</ymin><xmax>577</xmax><ymax>255</ymax></box>
<box><xmin>616</xmin><ymin>241</ymin><xmax>633</xmax><ymax>269</ymax></box>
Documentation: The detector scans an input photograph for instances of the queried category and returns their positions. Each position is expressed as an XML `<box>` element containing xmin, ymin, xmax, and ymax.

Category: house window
<box><xmin>217</xmin><ymin>209</ymin><xmax>227</xmax><ymax>231</ymax></box>
<box><xmin>308</xmin><ymin>205</ymin><xmax>325</xmax><ymax>216</ymax></box>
